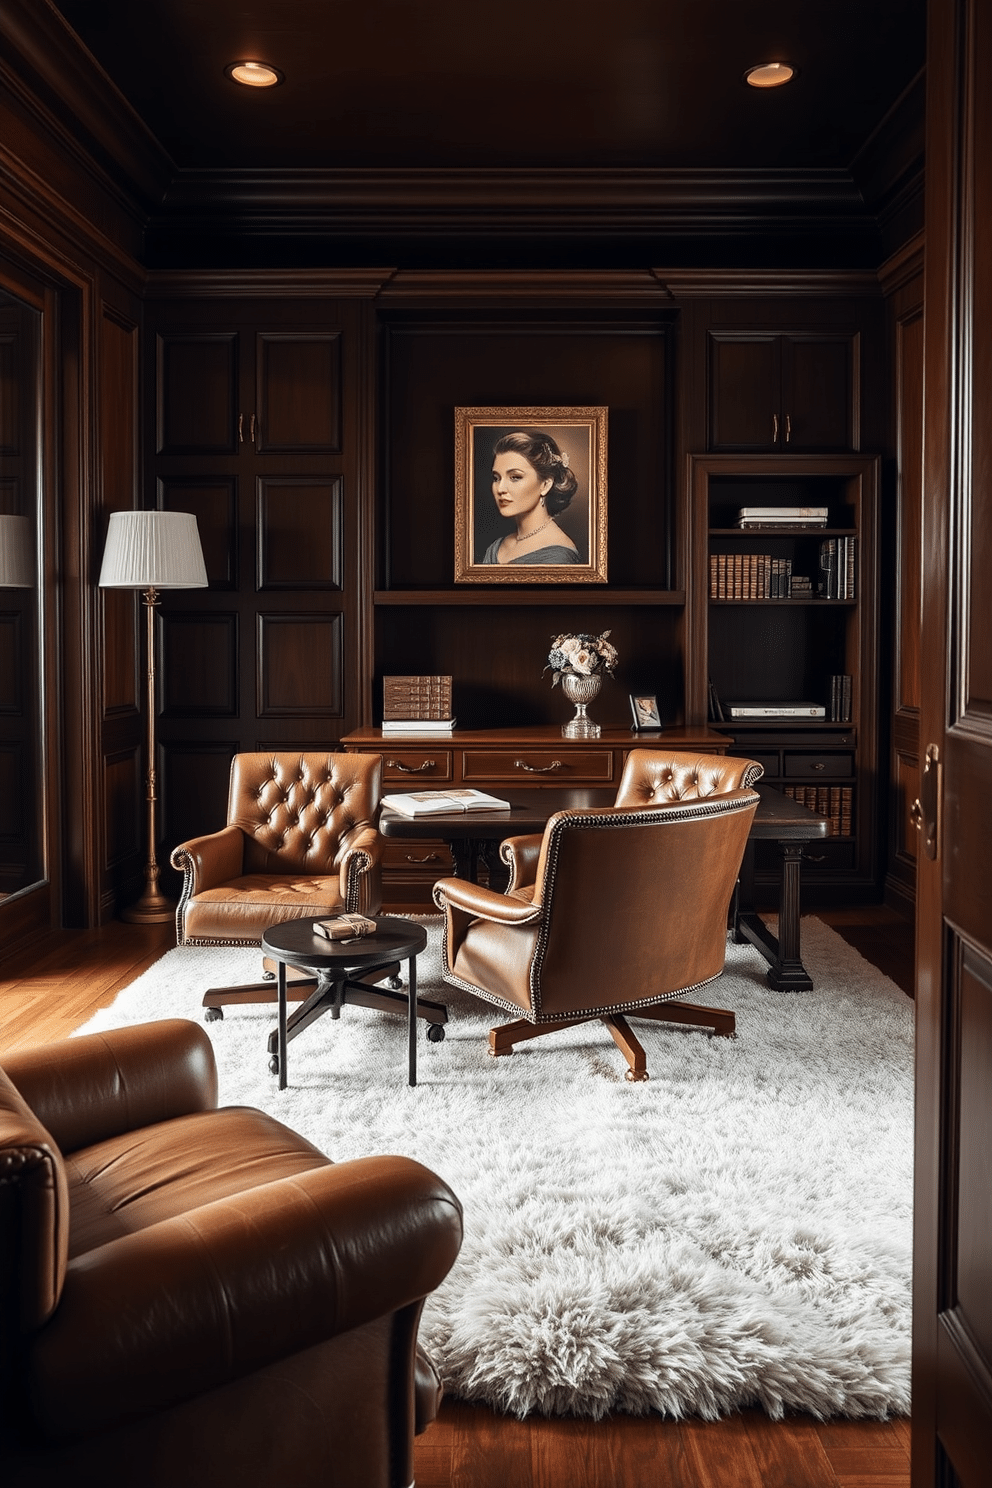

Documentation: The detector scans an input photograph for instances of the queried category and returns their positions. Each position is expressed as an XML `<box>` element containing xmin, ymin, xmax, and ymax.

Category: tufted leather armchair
<box><xmin>0</xmin><ymin>1018</ymin><xmax>462</xmax><ymax>1488</ymax></box>
<box><xmin>432</xmin><ymin>750</ymin><xmax>763</xmax><ymax>1080</ymax></box>
<box><xmin>171</xmin><ymin>752</ymin><xmax>385</xmax><ymax>1018</ymax></box>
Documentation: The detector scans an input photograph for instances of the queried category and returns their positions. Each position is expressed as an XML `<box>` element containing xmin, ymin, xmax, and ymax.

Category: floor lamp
<box><xmin>99</xmin><ymin>510</ymin><xmax>207</xmax><ymax>923</ymax></box>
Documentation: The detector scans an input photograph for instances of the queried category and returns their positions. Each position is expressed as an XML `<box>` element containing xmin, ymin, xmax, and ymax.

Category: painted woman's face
<box><xmin>491</xmin><ymin>452</ymin><xmax>553</xmax><ymax>519</ymax></box>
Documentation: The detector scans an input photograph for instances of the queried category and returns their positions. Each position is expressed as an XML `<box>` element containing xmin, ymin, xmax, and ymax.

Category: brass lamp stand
<box><xmin>99</xmin><ymin>511</ymin><xmax>207</xmax><ymax>923</ymax></box>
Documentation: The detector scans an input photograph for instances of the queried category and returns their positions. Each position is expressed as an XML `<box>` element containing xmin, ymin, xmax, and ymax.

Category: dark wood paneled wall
<box><xmin>0</xmin><ymin>5</ymin><xmax>924</xmax><ymax>929</ymax></box>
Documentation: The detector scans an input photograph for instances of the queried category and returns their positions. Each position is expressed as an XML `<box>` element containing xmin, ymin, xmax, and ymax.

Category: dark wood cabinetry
<box><xmin>688</xmin><ymin>453</ymin><xmax>879</xmax><ymax>899</ymax></box>
<box><xmin>708</xmin><ymin>333</ymin><xmax>856</xmax><ymax>452</ymax></box>
<box><xmin>144</xmin><ymin>295</ymin><xmax>369</xmax><ymax>869</ymax></box>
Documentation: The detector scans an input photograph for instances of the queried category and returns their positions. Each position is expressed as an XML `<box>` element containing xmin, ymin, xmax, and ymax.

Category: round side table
<box><xmin>260</xmin><ymin>916</ymin><xmax>444</xmax><ymax>1089</ymax></box>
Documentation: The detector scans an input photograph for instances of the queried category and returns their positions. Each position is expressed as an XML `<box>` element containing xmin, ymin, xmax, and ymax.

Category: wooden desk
<box><xmin>378</xmin><ymin>783</ymin><xmax>829</xmax><ymax>991</ymax></box>
<box><xmin>342</xmin><ymin>725</ymin><xmax>731</xmax><ymax>906</ymax></box>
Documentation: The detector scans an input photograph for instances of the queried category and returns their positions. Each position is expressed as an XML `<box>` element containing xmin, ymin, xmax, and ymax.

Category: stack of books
<box><xmin>724</xmin><ymin>701</ymin><xmax>826</xmax><ymax>719</ymax></box>
<box><xmin>828</xmin><ymin>673</ymin><xmax>853</xmax><ymax>721</ymax></box>
<box><xmin>782</xmin><ymin>784</ymin><xmax>853</xmax><ymax>837</ymax></box>
<box><xmin>737</xmin><ymin>505</ymin><xmax>829</xmax><ymax>529</ymax></box>
<box><xmin>381</xmin><ymin>675</ymin><xmax>455</xmax><ymax>735</ymax></box>
<box><xmin>817</xmin><ymin>537</ymin><xmax>857</xmax><ymax>599</ymax></box>
<box><xmin>709</xmin><ymin>553</ymin><xmax>796</xmax><ymax>598</ymax></box>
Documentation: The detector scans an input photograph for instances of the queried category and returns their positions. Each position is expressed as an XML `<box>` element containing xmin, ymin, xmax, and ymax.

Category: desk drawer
<box><xmin>462</xmin><ymin>749</ymin><xmax>615</xmax><ymax>784</ymax></box>
<box><xmin>382</xmin><ymin>841</ymin><xmax>454</xmax><ymax>875</ymax></box>
<box><xmin>783</xmin><ymin>752</ymin><xmax>853</xmax><ymax>779</ymax></box>
<box><xmin>381</xmin><ymin>749</ymin><xmax>452</xmax><ymax>783</ymax></box>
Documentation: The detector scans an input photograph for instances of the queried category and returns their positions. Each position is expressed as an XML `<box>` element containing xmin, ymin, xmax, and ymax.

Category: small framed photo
<box><xmin>629</xmin><ymin>693</ymin><xmax>661</xmax><ymax>731</ymax></box>
<box><xmin>454</xmin><ymin>406</ymin><xmax>608</xmax><ymax>584</ymax></box>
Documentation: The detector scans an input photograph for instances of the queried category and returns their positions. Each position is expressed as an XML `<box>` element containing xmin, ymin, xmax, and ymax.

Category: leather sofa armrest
<box><xmin>28</xmin><ymin>1155</ymin><xmax>463</xmax><ymax>1442</ymax></box>
<box><xmin>500</xmin><ymin>832</ymin><xmax>544</xmax><ymax>892</ymax></box>
<box><xmin>3</xmin><ymin>1021</ymin><xmax>218</xmax><ymax>1156</ymax></box>
<box><xmin>170</xmin><ymin>824</ymin><xmax>246</xmax><ymax>895</ymax></box>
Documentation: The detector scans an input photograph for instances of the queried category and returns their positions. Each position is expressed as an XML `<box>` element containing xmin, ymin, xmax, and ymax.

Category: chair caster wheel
<box><xmin>262</xmin><ymin>969</ymin><xmax>275</xmax><ymax>981</ymax></box>
<box><xmin>426</xmin><ymin>1023</ymin><xmax>446</xmax><ymax>1043</ymax></box>
<box><xmin>387</xmin><ymin>976</ymin><xmax>403</xmax><ymax>990</ymax></box>
<box><xmin>268</xmin><ymin>1056</ymin><xmax>279</xmax><ymax>1076</ymax></box>
<box><xmin>205</xmin><ymin>1007</ymin><xmax>223</xmax><ymax>1022</ymax></box>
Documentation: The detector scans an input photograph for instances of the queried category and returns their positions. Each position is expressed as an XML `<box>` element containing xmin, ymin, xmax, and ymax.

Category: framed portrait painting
<box><xmin>454</xmin><ymin>406</ymin><xmax>608</xmax><ymax>584</ymax></box>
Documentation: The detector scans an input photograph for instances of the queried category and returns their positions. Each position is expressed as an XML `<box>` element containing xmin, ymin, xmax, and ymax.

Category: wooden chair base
<box><xmin>487</xmin><ymin>1000</ymin><xmax>736</xmax><ymax>1081</ymax></box>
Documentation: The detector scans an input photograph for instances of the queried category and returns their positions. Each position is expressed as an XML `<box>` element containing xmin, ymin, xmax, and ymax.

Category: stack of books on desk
<box><xmin>381</xmin><ymin>674</ymin><xmax>455</xmax><ymax>734</ymax></box>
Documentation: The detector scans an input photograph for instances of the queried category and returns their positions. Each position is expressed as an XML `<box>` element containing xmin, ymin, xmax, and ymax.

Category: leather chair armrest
<box><xmin>432</xmin><ymin>876</ymin><xmax>542</xmax><ymax>924</ymax></box>
<box><xmin>500</xmin><ymin>832</ymin><xmax>544</xmax><ymax>892</ymax></box>
<box><xmin>29</xmin><ymin>1155</ymin><xmax>463</xmax><ymax>1442</ymax></box>
<box><xmin>337</xmin><ymin>823</ymin><xmax>384</xmax><ymax>915</ymax></box>
<box><xmin>3</xmin><ymin>1021</ymin><xmax>218</xmax><ymax>1155</ymax></box>
<box><xmin>170</xmin><ymin>824</ymin><xmax>246</xmax><ymax>895</ymax></box>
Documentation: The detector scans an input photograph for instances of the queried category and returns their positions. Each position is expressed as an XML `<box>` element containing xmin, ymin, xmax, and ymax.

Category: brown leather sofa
<box><xmin>0</xmin><ymin>1018</ymin><xmax>462</xmax><ymax>1488</ymax></box>
<box><xmin>171</xmin><ymin>751</ymin><xmax>386</xmax><ymax>1018</ymax></box>
<box><xmin>433</xmin><ymin>749</ymin><xmax>763</xmax><ymax>1080</ymax></box>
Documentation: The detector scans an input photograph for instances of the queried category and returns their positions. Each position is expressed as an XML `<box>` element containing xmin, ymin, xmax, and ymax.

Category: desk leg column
<box><xmin>408</xmin><ymin>955</ymin><xmax>418</xmax><ymax>1087</ymax></box>
<box><xmin>277</xmin><ymin>962</ymin><xmax>288</xmax><ymax>1090</ymax></box>
<box><xmin>768</xmin><ymin>843</ymin><xmax>814</xmax><ymax>992</ymax></box>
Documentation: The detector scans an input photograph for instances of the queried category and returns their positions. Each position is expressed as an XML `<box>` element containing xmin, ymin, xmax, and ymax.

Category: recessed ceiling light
<box><xmin>744</xmin><ymin>61</ymin><xmax>796</xmax><ymax>89</ymax></box>
<box><xmin>225</xmin><ymin>60</ymin><xmax>284</xmax><ymax>88</ymax></box>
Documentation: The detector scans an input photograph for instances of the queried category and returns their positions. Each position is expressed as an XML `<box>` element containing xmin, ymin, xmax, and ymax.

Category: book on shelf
<box><xmin>725</xmin><ymin>702</ymin><xmax>827</xmax><ymax>719</ymax></box>
<box><xmin>382</xmin><ymin>788</ymin><xmax>510</xmax><ymax>817</ymax></box>
<box><xmin>737</xmin><ymin>505</ymin><xmax>828</xmax><ymax>530</ymax></box>
<box><xmin>817</xmin><ymin>537</ymin><xmax>857</xmax><ymax>599</ymax></box>
<box><xmin>828</xmin><ymin>673</ymin><xmax>853</xmax><ymax>722</ymax></box>
<box><xmin>382</xmin><ymin>674</ymin><xmax>453</xmax><ymax>721</ymax></box>
<box><xmin>381</xmin><ymin>718</ymin><xmax>456</xmax><ymax>734</ymax></box>
<box><xmin>783</xmin><ymin>784</ymin><xmax>853</xmax><ymax>836</ymax></box>
<box><xmin>738</xmin><ymin>506</ymin><xmax>829</xmax><ymax>518</ymax></box>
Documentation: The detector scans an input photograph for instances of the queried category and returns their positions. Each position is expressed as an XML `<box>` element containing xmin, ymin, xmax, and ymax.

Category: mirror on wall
<box><xmin>0</xmin><ymin>285</ymin><xmax>43</xmax><ymax>902</ymax></box>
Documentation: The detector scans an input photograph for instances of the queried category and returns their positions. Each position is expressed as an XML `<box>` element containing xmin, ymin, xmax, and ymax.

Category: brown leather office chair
<box><xmin>171</xmin><ymin>751</ymin><xmax>385</xmax><ymax>1019</ymax></box>
<box><xmin>0</xmin><ymin>1018</ymin><xmax>462</xmax><ymax>1488</ymax></box>
<box><xmin>432</xmin><ymin>750</ymin><xmax>763</xmax><ymax>1081</ymax></box>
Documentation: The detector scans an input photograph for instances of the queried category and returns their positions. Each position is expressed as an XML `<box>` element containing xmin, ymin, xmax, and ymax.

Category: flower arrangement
<box><xmin>545</xmin><ymin>629</ymin><xmax>619</xmax><ymax>686</ymax></box>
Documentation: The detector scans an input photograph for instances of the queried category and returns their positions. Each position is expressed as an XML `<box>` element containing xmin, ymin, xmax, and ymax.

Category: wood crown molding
<box><xmin>655</xmin><ymin>269</ymin><xmax>883</xmax><ymax>297</ymax></box>
<box><xmin>0</xmin><ymin>0</ymin><xmax>172</xmax><ymax>209</ymax></box>
<box><xmin>377</xmin><ymin>269</ymin><xmax>676</xmax><ymax>304</ymax></box>
<box><xmin>877</xmin><ymin>231</ymin><xmax>925</xmax><ymax>297</ymax></box>
<box><xmin>159</xmin><ymin>166</ymin><xmax>868</xmax><ymax>225</ymax></box>
<box><xmin>144</xmin><ymin>267</ymin><xmax>400</xmax><ymax>299</ymax></box>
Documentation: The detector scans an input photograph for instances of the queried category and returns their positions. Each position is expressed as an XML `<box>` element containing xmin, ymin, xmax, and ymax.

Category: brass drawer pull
<box><xmin>514</xmin><ymin>758</ymin><xmax>563</xmax><ymax>773</ymax></box>
<box><xmin>386</xmin><ymin>758</ymin><xmax>436</xmax><ymax>773</ymax></box>
<box><xmin>405</xmin><ymin>852</ymin><xmax>440</xmax><ymax>864</ymax></box>
<box><xmin>811</xmin><ymin>762</ymin><xmax>825</xmax><ymax>771</ymax></box>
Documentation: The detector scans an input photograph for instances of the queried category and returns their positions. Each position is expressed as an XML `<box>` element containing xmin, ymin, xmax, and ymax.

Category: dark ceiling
<box><xmin>49</xmin><ymin>0</ymin><xmax>926</xmax><ymax>174</ymax></box>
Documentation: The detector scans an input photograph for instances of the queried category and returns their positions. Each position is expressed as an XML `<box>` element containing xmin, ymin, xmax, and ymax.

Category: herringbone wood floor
<box><xmin>0</xmin><ymin>906</ymin><xmax>914</xmax><ymax>1487</ymax></box>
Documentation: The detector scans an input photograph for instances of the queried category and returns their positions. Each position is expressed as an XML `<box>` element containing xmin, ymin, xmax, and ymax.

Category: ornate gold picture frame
<box><xmin>454</xmin><ymin>406</ymin><xmax>608</xmax><ymax>584</ymax></box>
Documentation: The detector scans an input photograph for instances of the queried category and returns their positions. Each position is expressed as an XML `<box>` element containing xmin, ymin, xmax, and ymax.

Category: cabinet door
<box><xmin>782</xmin><ymin>336</ymin><xmax>854</xmax><ymax>451</ymax></box>
<box><xmin>708</xmin><ymin>332</ymin><xmax>856</xmax><ymax>452</ymax></box>
<box><xmin>708</xmin><ymin>335</ymin><xmax>781</xmax><ymax>450</ymax></box>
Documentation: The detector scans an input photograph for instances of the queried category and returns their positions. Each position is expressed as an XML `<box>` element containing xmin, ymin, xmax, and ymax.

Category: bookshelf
<box><xmin>689</xmin><ymin>454</ymin><xmax>879</xmax><ymax>900</ymax></box>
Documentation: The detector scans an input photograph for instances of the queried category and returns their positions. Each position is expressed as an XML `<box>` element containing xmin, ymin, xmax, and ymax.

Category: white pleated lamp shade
<box><xmin>99</xmin><ymin>510</ymin><xmax>208</xmax><ymax>589</ymax></box>
<box><xmin>0</xmin><ymin>514</ymin><xmax>35</xmax><ymax>588</ymax></box>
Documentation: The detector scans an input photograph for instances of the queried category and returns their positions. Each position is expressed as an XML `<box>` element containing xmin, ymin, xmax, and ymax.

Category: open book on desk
<box><xmin>382</xmin><ymin>788</ymin><xmax>511</xmax><ymax>817</ymax></box>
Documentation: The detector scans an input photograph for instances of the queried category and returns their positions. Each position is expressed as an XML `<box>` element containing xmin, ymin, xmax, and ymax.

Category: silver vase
<box><xmin>560</xmin><ymin>671</ymin><xmax>602</xmax><ymax>738</ymax></box>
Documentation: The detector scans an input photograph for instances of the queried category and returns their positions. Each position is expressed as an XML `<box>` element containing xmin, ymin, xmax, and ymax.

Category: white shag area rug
<box><xmin>76</xmin><ymin>917</ymin><xmax>912</xmax><ymax>1422</ymax></box>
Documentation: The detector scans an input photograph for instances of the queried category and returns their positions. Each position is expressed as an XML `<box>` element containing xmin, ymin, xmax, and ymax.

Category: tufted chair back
<box><xmin>232</xmin><ymin>752</ymin><xmax>379</xmax><ymax>876</ymax></box>
<box><xmin>613</xmin><ymin>749</ymin><xmax>764</xmax><ymax>808</ymax></box>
